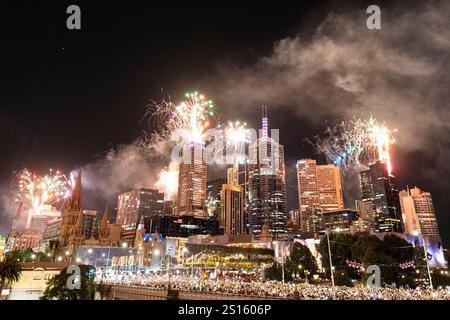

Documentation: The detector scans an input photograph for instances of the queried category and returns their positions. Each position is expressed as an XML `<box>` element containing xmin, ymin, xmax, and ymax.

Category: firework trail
<box><xmin>13</xmin><ymin>168</ymin><xmax>72</xmax><ymax>214</ymax></box>
<box><xmin>310</xmin><ymin>116</ymin><xmax>397</xmax><ymax>175</ymax></box>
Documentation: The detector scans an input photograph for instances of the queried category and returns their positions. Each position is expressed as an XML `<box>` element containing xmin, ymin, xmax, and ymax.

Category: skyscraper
<box><xmin>399</xmin><ymin>187</ymin><xmax>440</xmax><ymax>237</ymax></box>
<box><xmin>247</xmin><ymin>106</ymin><xmax>287</xmax><ymax>238</ymax></box>
<box><xmin>296</xmin><ymin>159</ymin><xmax>320</xmax><ymax>213</ymax></box>
<box><xmin>116</xmin><ymin>188</ymin><xmax>165</xmax><ymax>229</ymax></box>
<box><xmin>176</xmin><ymin>144</ymin><xmax>207</xmax><ymax>218</ymax></box>
<box><xmin>206</xmin><ymin>177</ymin><xmax>227</xmax><ymax>218</ymax></box>
<box><xmin>220</xmin><ymin>184</ymin><xmax>244</xmax><ymax>235</ymax></box>
<box><xmin>296</xmin><ymin>160</ymin><xmax>344</xmax><ymax>235</ymax></box>
<box><xmin>359</xmin><ymin>160</ymin><xmax>403</xmax><ymax>233</ymax></box>
<box><xmin>316</xmin><ymin>164</ymin><xmax>344</xmax><ymax>211</ymax></box>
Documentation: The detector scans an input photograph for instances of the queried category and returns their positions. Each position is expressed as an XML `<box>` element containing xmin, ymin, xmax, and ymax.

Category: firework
<box><xmin>365</xmin><ymin>117</ymin><xmax>397</xmax><ymax>175</ymax></box>
<box><xmin>146</xmin><ymin>91</ymin><xmax>215</xmax><ymax>144</ymax></box>
<box><xmin>155</xmin><ymin>166</ymin><xmax>178</xmax><ymax>201</ymax></box>
<box><xmin>225</xmin><ymin>120</ymin><xmax>249</xmax><ymax>163</ymax></box>
<box><xmin>14</xmin><ymin>168</ymin><xmax>72</xmax><ymax>213</ymax></box>
<box><xmin>310</xmin><ymin>116</ymin><xmax>397</xmax><ymax>174</ymax></box>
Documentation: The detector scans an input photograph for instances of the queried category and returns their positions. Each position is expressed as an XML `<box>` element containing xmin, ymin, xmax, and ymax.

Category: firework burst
<box><xmin>155</xmin><ymin>166</ymin><xmax>178</xmax><ymax>201</ymax></box>
<box><xmin>13</xmin><ymin>168</ymin><xmax>72</xmax><ymax>213</ymax></box>
<box><xmin>225</xmin><ymin>120</ymin><xmax>249</xmax><ymax>163</ymax></box>
<box><xmin>310</xmin><ymin>116</ymin><xmax>397</xmax><ymax>174</ymax></box>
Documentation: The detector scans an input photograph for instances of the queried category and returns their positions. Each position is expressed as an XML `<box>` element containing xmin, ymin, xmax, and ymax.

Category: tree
<box><xmin>318</xmin><ymin>233</ymin><xmax>356</xmax><ymax>278</ymax></box>
<box><xmin>334</xmin><ymin>271</ymin><xmax>353</xmax><ymax>287</ymax></box>
<box><xmin>287</xmin><ymin>242</ymin><xmax>318</xmax><ymax>278</ymax></box>
<box><xmin>16</xmin><ymin>249</ymin><xmax>51</xmax><ymax>263</ymax></box>
<box><xmin>264</xmin><ymin>263</ymin><xmax>292</xmax><ymax>282</ymax></box>
<box><xmin>0</xmin><ymin>252</ymin><xmax>22</xmax><ymax>293</ymax></box>
<box><xmin>41</xmin><ymin>265</ymin><xmax>97</xmax><ymax>300</ymax></box>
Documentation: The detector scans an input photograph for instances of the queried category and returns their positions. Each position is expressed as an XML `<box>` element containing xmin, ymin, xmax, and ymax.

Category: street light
<box><xmin>31</xmin><ymin>254</ymin><xmax>36</xmax><ymax>260</ymax></box>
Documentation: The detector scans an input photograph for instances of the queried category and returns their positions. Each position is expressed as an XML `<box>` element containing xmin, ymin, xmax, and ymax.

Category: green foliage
<box><xmin>319</xmin><ymin>233</ymin><xmax>417</xmax><ymax>286</ymax></box>
<box><xmin>0</xmin><ymin>252</ymin><xmax>22</xmax><ymax>292</ymax></box>
<box><xmin>264</xmin><ymin>263</ymin><xmax>292</xmax><ymax>282</ymax></box>
<box><xmin>11</xmin><ymin>249</ymin><xmax>51</xmax><ymax>263</ymax></box>
<box><xmin>431</xmin><ymin>272</ymin><xmax>450</xmax><ymax>289</ymax></box>
<box><xmin>40</xmin><ymin>265</ymin><xmax>97</xmax><ymax>300</ymax></box>
<box><xmin>286</xmin><ymin>242</ymin><xmax>318</xmax><ymax>278</ymax></box>
<box><xmin>334</xmin><ymin>271</ymin><xmax>353</xmax><ymax>287</ymax></box>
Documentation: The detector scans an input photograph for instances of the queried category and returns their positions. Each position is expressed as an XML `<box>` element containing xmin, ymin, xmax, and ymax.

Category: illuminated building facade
<box><xmin>296</xmin><ymin>160</ymin><xmax>344</xmax><ymax>213</ymax></box>
<box><xmin>399</xmin><ymin>187</ymin><xmax>440</xmax><ymax>237</ymax></box>
<box><xmin>296</xmin><ymin>160</ymin><xmax>344</xmax><ymax>235</ymax></box>
<box><xmin>359</xmin><ymin>160</ymin><xmax>404</xmax><ymax>233</ymax></box>
<box><xmin>116</xmin><ymin>188</ymin><xmax>164</xmax><ymax>229</ymax></box>
<box><xmin>176</xmin><ymin>144</ymin><xmax>207</xmax><ymax>218</ymax></box>
<box><xmin>320</xmin><ymin>209</ymin><xmax>359</xmax><ymax>233</ymax></box>
<box><xmin>142</xmin><ymin>215</ymin><xmax>223</xmax><ymax>238</ymax></box>
<box><xmin>220</xmin><ymin>184</ymin><xmax>244</xmax><ymax>235</ymax></box>
<box><xmin>247</xmin><ymin>106</ymin><xmax>287</xmax><ymax>238</ymax></box>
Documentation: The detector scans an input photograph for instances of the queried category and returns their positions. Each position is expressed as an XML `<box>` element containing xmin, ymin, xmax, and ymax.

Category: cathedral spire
<box><xmin>100</xmin><ymin>202</ymin><xmax>110</xmax><ymax>230</ymax></box>
<box><xmin>67</xmin><ymin>170</ymin><xmax>83</xmax><ymax>211</ymax></box>
<box><xmin>72</xmin><ymin>170</ymin><xmax>82</xmax><ymax>203</ymax></box>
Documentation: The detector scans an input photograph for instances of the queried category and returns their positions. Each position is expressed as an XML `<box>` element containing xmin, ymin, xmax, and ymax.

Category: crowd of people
<box><xmin>96</xmin><ymin>270</ymin><xmax>450</xmax><ymax>300</ymax></box>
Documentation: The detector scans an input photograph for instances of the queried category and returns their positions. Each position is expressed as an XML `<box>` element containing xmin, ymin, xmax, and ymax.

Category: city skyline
<box><xmin>2</xmin><ymin>1</ymin><xmax>450</xmax><ymax>303</ymax></box>
<box><xmin>1</xmin><ymin>1</ymin><xmax>450</xmax><ymax>250</ymax></box>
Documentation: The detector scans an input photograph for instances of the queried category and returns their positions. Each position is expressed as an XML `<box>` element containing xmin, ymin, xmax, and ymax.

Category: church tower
<box><xmin>69</xmin><ymin>206</ymin><xmax>86</xmax><ymax>249</ymax></box>
<box><xmin>99</xmin><ymin>203</ymin><xmax>111</xmax><ymax>246</ymax></box>
<box><xmin>59</xmin><ymin>171</ymin><xmax>83</xmax><ymax>248</ymax></box>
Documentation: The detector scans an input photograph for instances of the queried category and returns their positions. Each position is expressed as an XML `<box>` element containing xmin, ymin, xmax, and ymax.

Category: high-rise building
<box><xmin>296</xmin><ymin>160</ymin><xmax>344</xmax><ymax>213</ymax></box>
<box><xmin>399</xmin><ymin>187</ymin><xmax>440</xmax><ymax>237</ymax></box>
<box><xmin>228</xmin><ymin>163</ymin><xmax>250</xmax><ymax>232</ymax></box>
<box><xmin>297</xmin><ymin>159</ymin><xmax>320</xmax><ymax>213</ymax></box>
<box><xmin>176</xmin><ymin>144</ymin><xmax>207</xmax><ymax>217</ymax></box>
<box><xmin>247</xmin><ymin>106</ymin><xmax>287</xmax><ymax>238</ymax></box>
<box><xmin>227</xmin><ymin>165</ymin><xmax>239</xmax><ymax>185</ymax></box>
<box><xmin>206</xmin><ymin>177</ymin><xmax>227</xmax><ymax>219</ymax></box>
<box><xmin>316</xmin><ymin>164</ymin><xmax>344</xmax><ymax>211</ymax></box>
<box><xmin>220</xmin><ymin>184</ymin><xmax>244</xmax><ymax>235</ymax></box>
<box><xmin>296</xmin><ymin>160</ymin><xmax>344</xmax><ymax>235</ymax></box>
<box><xmin>116</xmin><ymin>188</ymin><xmax>165</xmax><ymax>229</ymax></box>
<box><xmin>359</xmin><ymin>160</ymin><xmax>403</xmax><ymax>233</ymax></box>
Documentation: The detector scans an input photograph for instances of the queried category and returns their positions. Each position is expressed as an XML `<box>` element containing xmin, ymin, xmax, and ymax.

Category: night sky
<box><xmin>1</xmin><ymin>1</ymin><xmax>449</xmax><ymax>246</ymax></box>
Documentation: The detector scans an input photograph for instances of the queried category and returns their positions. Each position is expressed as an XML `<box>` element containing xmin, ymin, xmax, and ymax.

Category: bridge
<box><xmin>98</xmin><ymin>284</ymin><xmax>287</xmax><ymax>300</ymax></box>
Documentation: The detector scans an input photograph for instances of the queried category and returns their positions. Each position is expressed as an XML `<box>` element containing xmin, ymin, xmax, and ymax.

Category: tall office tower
<box><xmin>59</xmin><ymin>171</ymin><xmax>83</xmax><ymax>248</ymax></box>
<box><xmin>247</xmin><ymin>106</ymin><xmax>287</xmax><ymax>238</ymax></box>
<box><xmin>399</xmin><ymin>187</ymin><xmax>440</xmax><ymax>237</ymax></box>
<box><xmin>176</xmin><ymin>144</ymin><xmax>207</xmax><ymax>217</ymax></box>
<box><xmin>316</xmin><ymin>165</ymin><xmax>344</xmax><ymax>211</ymax></box>
<box><xmin>359</xmin><ymin>160</ymin><xmax>403</xmax><ymax>233</ymax></box>
<box><xmin>116</xmin><ymin>188</ymin><xmax>165</xmax><ymax>229</ymax></box>
<box><xmin>206</xmin><ymin>177</ymin><xmax>227</xmax><ymax>218</ymax></box>
<box><xmin>227</xmin><ymin>165</ymin><xmax>239</xmax><ymax>185</ymax></box>
<box><xmin>296</xmin><ymin>159</ymin><xmax>320</xmax><ymax>213</ymax></box>
<box><xmin>296</xmin><ymin>160</ymin><xmax>344</xmax><ymax>213</ymax></box>
<box><xmin>296</xmin><ymin>160</ymin><xmax>344</xmax><ymax>235</ymax></box>
<box><xmin>220</xmin><ymin>184</ymin><xmax>244</xmax><ymax>235</ymax></box>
